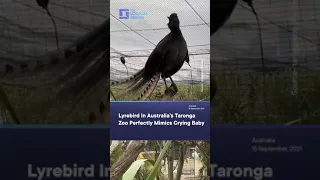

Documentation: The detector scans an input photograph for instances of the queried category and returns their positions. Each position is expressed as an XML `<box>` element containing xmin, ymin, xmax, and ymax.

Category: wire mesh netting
<box><xmin>211</xmin><ymin>0</ymin><xmax>320</xmax><ymax>124</ymax></box>
<box><xmin>0</xmin><ymin>0</ymin><xmax>107</xmax><ymax>64</ymax></box>
<box><xmin>0</xmin><ymin>0</ymin><xmax>109</xmax><ymax>123</ymax></box>
<box><xmin>110</xmin><ymin>0</ymin><xmax>210</xmax><ymax>86</ymax></box>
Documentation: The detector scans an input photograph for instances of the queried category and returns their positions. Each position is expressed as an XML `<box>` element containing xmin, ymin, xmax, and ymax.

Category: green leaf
<box><xmin>146</xmin><ymin>140</ymin><xmax>172</xmax><ymax>180</ymax></box>
<box><xmin>122</xmin><ymin>159</ymin><xmax>152</xmax><ymax>180</ymax></box>
<box><xmin>110</xmin><ymin>90</ymin><xmax>116</xmax><ymax>101</ymax></box>
<box><xmin>145</xmin><ymin>159</ymin><xmax>155</xmax><ymax>166</ymax></box>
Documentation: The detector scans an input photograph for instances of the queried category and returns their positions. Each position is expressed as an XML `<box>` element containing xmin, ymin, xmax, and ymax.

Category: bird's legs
<box><xmin>162</xmin><ymin>77</ymin><xmax>169</xmax><ymax>89</ymax></box>
<box><xmin>162</xmin><ymin>75</ymin><xmax>170</xmax><ymax>94</ymax></box>
<box><xmin>169</xmin><ymin>77</ymin><xmax>177</xmax><ymax>90</ymax></box>
<box><xmin>164</xmin><ymin>77</ymin><xmax>178</xmax><ymax>96</ymax></box>
<box><xmin>162</xmin><ymin>74</ymin><xmax>178</xmax><ymax>96</ymax></box>
<box><xmin>168</xmin><ymin>77</ymin><xmax>178</xmax><ymax>95</ymax></box>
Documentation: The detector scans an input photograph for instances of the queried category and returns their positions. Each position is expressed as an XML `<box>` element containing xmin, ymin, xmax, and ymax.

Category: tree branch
<box><xmin>110</xmin><ymin>141</ymin><xmax>146</xmax><ymax>180</ymax></box>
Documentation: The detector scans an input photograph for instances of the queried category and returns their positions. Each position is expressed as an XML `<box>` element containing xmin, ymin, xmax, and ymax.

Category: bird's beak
<box><xmin>167</xmin><ymin>17</ymin><xmax>171</xmax><ymax>25</ymax></box>
<box><xmin>186</xmin><ymin>62</ymin><xmax>190</xmax><ymax>67</ymax></box>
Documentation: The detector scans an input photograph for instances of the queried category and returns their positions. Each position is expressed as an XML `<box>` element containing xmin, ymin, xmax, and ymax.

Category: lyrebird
<box><xmin>210</xmin><ymin>0</ymin><xmax>255</xmax><ymax>101</ymax></box>
<box><xmin>111</xmin><ymin>13</ymin><xmax>189</xmax><ymax>100</ymax></box>
<box><xmin>1</xmin><ymin>6</ymin><xmax>110</xmax><ymax>124</ymax></box>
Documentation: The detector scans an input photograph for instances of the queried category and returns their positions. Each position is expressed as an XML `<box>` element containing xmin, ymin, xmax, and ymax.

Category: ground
<box><xmin>0</xmin><ymin>81</ymin><xmax>108</xmax><ymax>124</ymax></box>
<box><xmin>211</xmin><ymin>70</ymin><xmax>320</xmax><ymax>124</ymax></box>
<box><xmin>111</xmin><ymin>83</ymin><xmax>210</xmax><ymax>101</ymax></box>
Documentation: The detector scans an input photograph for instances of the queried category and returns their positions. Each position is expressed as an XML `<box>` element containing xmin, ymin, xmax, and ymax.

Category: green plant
<box><xmin>211</xmin><ymin>70</ymin><xmax>320</xmax><ymax>124</ymax></box>
<box><xmin>146</xmin><ymin>140</ymin><xmax>172</xmax><ymax>180</ymax></box>
<box><xmin>111</xmin><ymin>84</ymin><xmax>210</xmax><ymax>101</ymax></box>
<box><xmin>122</xmin><ymin>159</ymin><xmax>155</xmax><ymax>180</ymax></box>
<box><xmin>114</xmin><ymin>141</ymin><xmax>172</xmax><ymax>180</ymax></box>
<box><xmin>1</xmin><ymin>82</ymin><xmax>108</xmax><ymax>123</ymax></box>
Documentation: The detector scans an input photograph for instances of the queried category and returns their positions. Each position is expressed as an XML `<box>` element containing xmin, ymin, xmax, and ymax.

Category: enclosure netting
<box><xmin>110</xmin><ymin>0</ymin><xmax>210</xmax><ymax>85</ymax></box>
<box><xmin>212</xmin><ymin>0</ymin><xmax>320</xmax><ymax>124</ymax></box>
<box><xmin>0</xmin><ymin>0</ymin><xmax>107</xmax><ymax>61</ymax></box>
<box><xmin>0</xmin><ymin>0</ymin><xmax>109</xmax><ymax>123</ymax></box>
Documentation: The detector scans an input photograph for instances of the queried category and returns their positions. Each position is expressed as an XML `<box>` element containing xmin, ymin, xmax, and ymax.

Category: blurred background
<box><xmin>211</xmin><ymin>0</ymin><xmax>320</xmax><ymax>124</ymax></box>
<box><xmin>0</xmin><ymin>0</ymin><xmax>109</xmax><ymax>123</ymax></box>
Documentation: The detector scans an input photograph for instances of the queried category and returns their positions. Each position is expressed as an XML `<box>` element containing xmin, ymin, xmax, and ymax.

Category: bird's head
<box><xmin>167</xmin><ymin>13</ymin><xmax>180</xmax><ymax>30</ymax></box>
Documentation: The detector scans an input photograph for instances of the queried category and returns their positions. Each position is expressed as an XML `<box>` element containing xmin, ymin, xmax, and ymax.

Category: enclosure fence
<box><xmin>212</xmin><ymin>0</ymin><xmax>320</xmax><ymax>124</ymax></box>
<box><xmin>110</xmin><ymin>0</ymin><xmax>210</xmax><ymax>85</ymax></box>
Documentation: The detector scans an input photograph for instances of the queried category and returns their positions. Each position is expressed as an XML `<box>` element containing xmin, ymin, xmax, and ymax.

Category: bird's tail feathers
<box><xmin>136</xmin><ymin>73</ymin><xmax>161</xmax><ymax>100</ymax></box>
<box><xmin>110</xmin><ymin>68</ymin><xmax>145</xmax><ymax>86</ymax></box>
<box><xmin>110</xmin><ymin>69</ymin><xmax>160</xmax><ymax>101</ymax></box>
<box><xmin>128</xmin><ymin>75</ymin><xmax>150</xmax><ymax>93</ymax></box>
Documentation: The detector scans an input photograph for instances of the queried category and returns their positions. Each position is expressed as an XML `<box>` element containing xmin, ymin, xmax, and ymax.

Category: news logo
<box><xmin>118</xmin><ymin>9</ymin><xmax>148</xmax><ymax>19</ymax></box>
<box><xmin>119</xmin><ymin>9</ymin><xmax>129</xmax><ymax>19</ymax></box>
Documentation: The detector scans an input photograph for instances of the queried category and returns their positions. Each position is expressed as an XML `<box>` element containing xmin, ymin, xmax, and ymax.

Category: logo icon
<box><xmin>118</xmin><ymin>9</ymin><xmax>148</xmax><ymax>19</ymax></box>
<box><xmin>119</xmin><ymin>9</ymin><xmax>129</xmax><ymax>19</ymax></box>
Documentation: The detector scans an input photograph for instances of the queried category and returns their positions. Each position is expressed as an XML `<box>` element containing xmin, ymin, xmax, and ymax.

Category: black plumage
<box><xmin>36</xmin><ymin>0</ymin><xmax>49</xmax><ymax>9</ymax></box>
<box><xmin>210</xmin><ymin>0</ymin><xmax>238</xmax><ymax>35</ymax></box>
<box><xmin>210</xmin><ymin>0</ymin><xmax>256</xmax><ymax>101</ymax></box>
<box><xmin>210</xmin><ymin>0</ymin><xmax>239</xmax><ymax>101</ymax></box>
<box><xmin>115</xmin><ymin>13</ymin><xmax>188</xmax><ymax>98</ymax></box>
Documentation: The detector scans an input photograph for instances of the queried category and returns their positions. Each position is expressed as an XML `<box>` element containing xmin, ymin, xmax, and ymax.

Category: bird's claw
<box><xmin>164</xmin><ymin>83</ymin><xmax>178</xmax><ymax>96</ymax></box>
<box><xmin>171</xmin><ymin>83</ymin><xmax>178</xmax><ymax>92</ymax></box>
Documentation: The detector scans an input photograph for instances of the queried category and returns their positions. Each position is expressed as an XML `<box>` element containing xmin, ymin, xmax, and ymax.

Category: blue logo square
<box><xmin>119</xmin><ymin>9</ymin><xmax>129</xmax><ymax>19</ymax></box>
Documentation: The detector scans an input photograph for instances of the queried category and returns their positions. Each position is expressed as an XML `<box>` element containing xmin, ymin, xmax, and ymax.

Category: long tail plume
<box><xmin>0</xmin><ymin>19</ymin><xmax>109</xmax><ymax>79</ymax></box>
<box><xmin>52</xmin><ymin>30</ymin><xmax>109</xmax><ymax>89</ymax></box>
<box><xmin>137</xmin><ymin>73</ymin><xmax>161</xmax><ymax>100</ymax></box>
<box><xmin>110</xmin><ymin>68</ymin><xmax>145</xmax><ymax>86</ymax></box>
<box><xmin>110</xmin><ymin>69</ymin><xmax>160</xmax><ymax>101</ymax></box>
<box><xmin>0</xmin><ymin>18</ymin><xmax>110</xmax><ymax>123</ymax></box>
